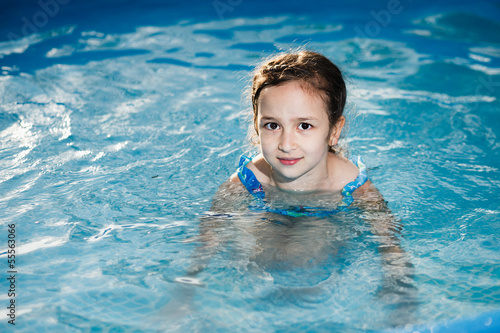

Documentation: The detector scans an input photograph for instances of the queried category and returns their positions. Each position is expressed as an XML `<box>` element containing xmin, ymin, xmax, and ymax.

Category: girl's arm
<box><xmin>184</xmin><ymin>179</ymin><xmax>246</xmax><ymax>278</ymax></box>
<box><xmin>354</xmin><ymin>181</ymin><xmax>418</xmax><ymax>325</ymax></box>
<box><xmin>160</xmin><ymin>180</ymin><xmax>245</xmax><ymax>320</ymax></box>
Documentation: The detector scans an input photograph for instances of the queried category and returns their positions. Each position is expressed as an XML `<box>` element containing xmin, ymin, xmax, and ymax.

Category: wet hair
<box><xmin>250</xmin><ymin>50</ymin><xmax>347</xmax><ymax>152</ymax></box>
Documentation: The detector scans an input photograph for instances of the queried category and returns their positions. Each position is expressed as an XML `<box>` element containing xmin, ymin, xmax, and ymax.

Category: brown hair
<box><xmin>250</xmin><ymin>50</ymin><xmax>347</xmax><ymax>152</ymax></box>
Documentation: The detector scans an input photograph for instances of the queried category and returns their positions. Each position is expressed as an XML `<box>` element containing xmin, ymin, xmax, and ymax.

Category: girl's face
<box><xmin>256</xmin><ymin>80</ymin><xmax>344</xmax><ymax>189</ymax></box>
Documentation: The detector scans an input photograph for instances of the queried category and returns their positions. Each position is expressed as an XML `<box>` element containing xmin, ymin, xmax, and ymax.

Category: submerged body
<box><xmin>193</xmin><ymin>51</ymin><xmax>411</xmax><ymax>284</ymax></box>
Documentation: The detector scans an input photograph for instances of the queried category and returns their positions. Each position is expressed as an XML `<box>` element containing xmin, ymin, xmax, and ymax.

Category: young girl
<box><xmin>229</xmin><ymin>50</ymin><xmax>370</xmax><ymax>216</ymax></box>
<box><xmin>168</xmin><ymin>50</ymin><xmax>416</xmax><ymax>327</ymax></box>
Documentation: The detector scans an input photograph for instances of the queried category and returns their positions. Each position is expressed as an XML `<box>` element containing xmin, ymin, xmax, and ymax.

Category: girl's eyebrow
<box><xmin>296</xmin><ymin>117</ymin><xmax>318</xmax><ymax>122</ymax></box>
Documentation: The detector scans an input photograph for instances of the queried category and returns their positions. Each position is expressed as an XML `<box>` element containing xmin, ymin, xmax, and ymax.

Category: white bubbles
<box><xmin>174</xmin><ymin>276</ymin><xmax>205</xmax><ymax>286</ymax></box>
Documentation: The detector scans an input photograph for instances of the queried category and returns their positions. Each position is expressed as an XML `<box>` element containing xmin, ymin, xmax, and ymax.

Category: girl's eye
<box><xmin>264</xmin><ymin>122</ymin><xmax>280</xmax><ymax>130</ymax></box>
<box><xmin>298</xmin><ymin>123</ymin><xmax>312</xmax><ymax>130</ymax></box>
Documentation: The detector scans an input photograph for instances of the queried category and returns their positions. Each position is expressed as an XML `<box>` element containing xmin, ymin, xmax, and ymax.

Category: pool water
<box><xmin>1</xmin><ymin>0</ymin><xmax>499</xmax><ymax>331</ymax></box>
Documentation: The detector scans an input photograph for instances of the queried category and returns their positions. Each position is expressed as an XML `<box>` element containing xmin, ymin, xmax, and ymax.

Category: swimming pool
<box><xmin>1</xmin><ymin>0</ymin><xmax>499</xmax><ymax>331</ymax></box>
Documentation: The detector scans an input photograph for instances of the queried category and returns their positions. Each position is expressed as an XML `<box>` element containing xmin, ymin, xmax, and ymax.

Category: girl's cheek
<box><xmin>260</xmin><ymin>131</ymin><xmax>273</xmax><ymax>140</ymax></box>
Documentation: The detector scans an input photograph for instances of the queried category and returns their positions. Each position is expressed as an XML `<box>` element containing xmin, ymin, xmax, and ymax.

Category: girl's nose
<box><xmin>278</xmin><ymin>129</ymin><xmax>297</xmax><ymax>152</ymax></box>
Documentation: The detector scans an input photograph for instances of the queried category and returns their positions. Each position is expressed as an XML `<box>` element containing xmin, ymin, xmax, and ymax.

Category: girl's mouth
<box><xmin>278</xmin><ymin>158</ymin><xmax>302</xmax><ymax>166</ymax></box>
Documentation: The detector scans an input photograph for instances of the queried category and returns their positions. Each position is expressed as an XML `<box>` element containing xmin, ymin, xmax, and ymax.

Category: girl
<box><xmin>229</xmin><ymin>50</ymin><xmax>370</xmax><ymax>215</ymax></box>
<box><xmin>168</xmin><ymin>50</ymin><xmax>416</xmax><ymax>327</ymax></box>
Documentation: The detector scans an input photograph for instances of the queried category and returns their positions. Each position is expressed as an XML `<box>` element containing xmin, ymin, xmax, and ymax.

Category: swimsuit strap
<box><xmin>237</xmin><ymin>155</ymin><xmax>265</xmax><ymax>198</ymax></box>
<box><xmin>339</xmin><ymin>155</ymin><xmax>368</xmax><ymax>208</ymax></box>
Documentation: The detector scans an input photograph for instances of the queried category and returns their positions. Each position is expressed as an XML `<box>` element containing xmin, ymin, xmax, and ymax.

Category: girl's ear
<box><xmin>329</xmin><ymin>116</ymin><xmax>345</xmax><ymax>146</ymax></box>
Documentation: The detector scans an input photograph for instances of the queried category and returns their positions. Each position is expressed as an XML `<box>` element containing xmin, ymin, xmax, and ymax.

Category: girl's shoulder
<box><xmin>229</xmin><ymin>154</ymin><xmax>270</xmax><ymax>184</ymax></box>
<box><xmin>329</xmin><ymin>154</ymin><xmax>368</xmax><ymax>191</ymax></box>
<box><xmin>331</xmin><ymin>153</ymin><xmax>358</xmax><ymax>175</ymax></box>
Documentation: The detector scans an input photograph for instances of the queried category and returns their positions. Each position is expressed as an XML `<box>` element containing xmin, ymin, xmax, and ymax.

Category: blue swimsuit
<box><xmin>237</xmin><ymin>155</ymin><xmax>368</xmax><ymax>217</ymax></box>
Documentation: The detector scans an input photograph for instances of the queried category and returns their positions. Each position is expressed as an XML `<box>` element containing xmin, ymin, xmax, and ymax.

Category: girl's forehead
<box><xmin>257</xmin><ymin>81</ymin><xmax>328</xmax><ymax>119</ymax></box>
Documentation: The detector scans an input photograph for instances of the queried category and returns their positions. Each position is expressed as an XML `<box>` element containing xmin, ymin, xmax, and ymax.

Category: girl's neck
<box><xmin>268</xmin><ymin>154</ymin><xmax>338</xmax><ymax>192</ymax></box>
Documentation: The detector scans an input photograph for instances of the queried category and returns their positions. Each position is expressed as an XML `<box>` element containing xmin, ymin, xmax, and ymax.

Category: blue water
<box><xmin>1</xmin><ymin>0</ymin><xmax>500</xmax><ymax>331</ymax></box>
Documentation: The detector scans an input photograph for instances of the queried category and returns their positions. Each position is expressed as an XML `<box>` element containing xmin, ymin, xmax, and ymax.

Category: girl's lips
<box><xmin>278</xmin><ymin>157</ymin><xmax>302</xmax><ymax>166</ymax></box>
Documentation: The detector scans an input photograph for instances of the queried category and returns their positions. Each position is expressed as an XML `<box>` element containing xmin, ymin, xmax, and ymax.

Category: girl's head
<box><xmin>250</xmin><ymin>50</ymin><xmax>347</xmax><ymax>152</ymax></box>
